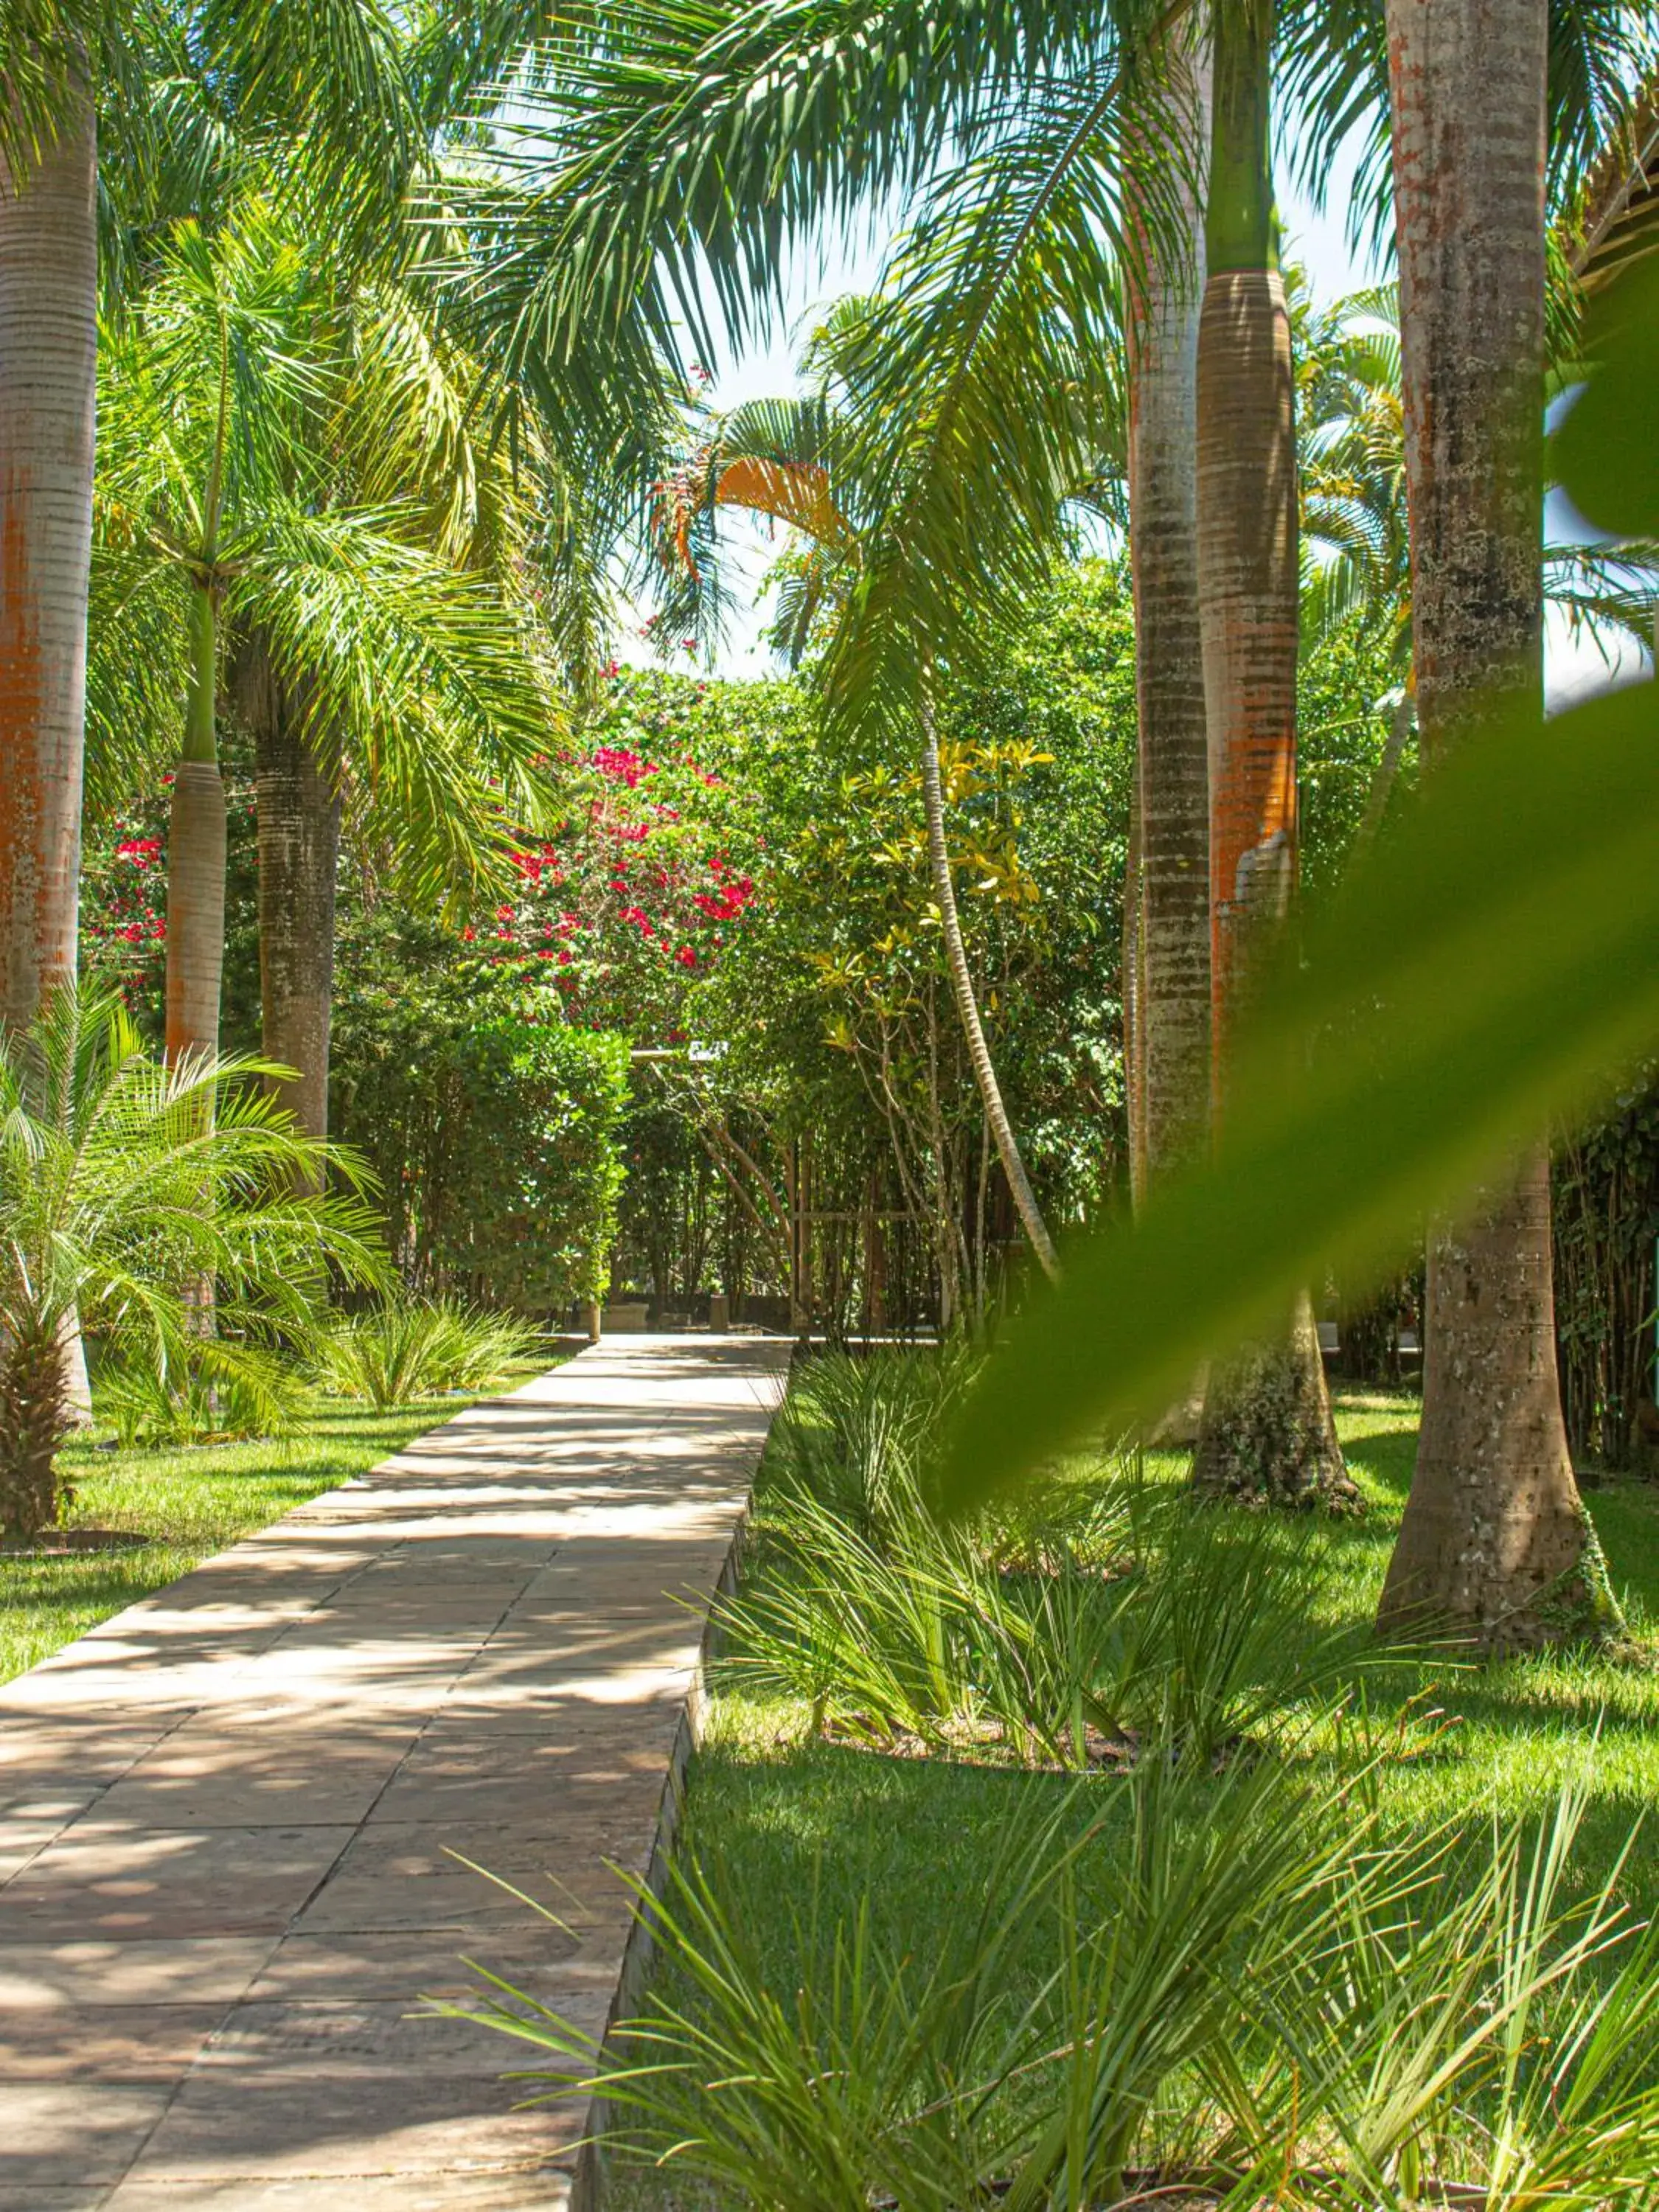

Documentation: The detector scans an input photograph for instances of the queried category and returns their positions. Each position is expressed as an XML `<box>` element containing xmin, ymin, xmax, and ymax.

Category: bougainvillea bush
<box><xmin>470</xmin><ymin>665</ymin><xmax>765</xmax><ymax>1044</ymax></box>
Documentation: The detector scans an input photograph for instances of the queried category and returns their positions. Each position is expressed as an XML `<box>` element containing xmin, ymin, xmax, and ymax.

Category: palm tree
<box><xmin>92</xmin><ymin>195</ymin><xmax>560</xmax><ymax>1077</ymax></box>
<box><xmin>1374</xmin><ymin>1</ymin><xmax>1608</xmax><ymax>1651</ymax></box>
<box><xmin>0</xmin><ymin>0</ymin><xmax>421</xmax><ymax>1032</ymax></box>
<box><xmin>1123</xmin><ymin>38</ymin><xmax>1212</xmax><ymax>1217</ymax></box>
<box><xmin>1181</xmin><ymin>0</ymin><xmax>1351</xmax><ymax>1508</ymax></box>
<box><xmin>238</xmin><ymin>206</ymin><xmax>631</xmax><ymax>1143</ymax></box>
<box><xmin>0</xmin><ymin>985</ymin><xmax>388</xmax><ymax>1541</ymax></box>
<box><xmin>0</xmin><ymin>72</ymin><xmax>97</xmax><ymax>1034</ymax></box>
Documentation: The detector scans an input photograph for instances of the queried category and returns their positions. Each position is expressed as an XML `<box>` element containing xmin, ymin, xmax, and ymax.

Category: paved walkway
<box><xmin>0</xmin><ymin>1335</ymin><xmax>790</xmax><ymax>2211</ymax></box>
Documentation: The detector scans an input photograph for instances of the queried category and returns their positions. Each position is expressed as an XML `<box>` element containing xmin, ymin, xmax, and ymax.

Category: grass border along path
<box><xmin>0</xmin><ymin>1368</ymin><xmax>555</xmax><ymax>1684</ymax></box>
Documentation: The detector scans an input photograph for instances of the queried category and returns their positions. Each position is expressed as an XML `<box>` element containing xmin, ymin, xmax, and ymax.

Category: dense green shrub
<box><xmin>330</xmin><ymin>928</ymin><xmax>629</xmax><ymax>1312</ymax></box>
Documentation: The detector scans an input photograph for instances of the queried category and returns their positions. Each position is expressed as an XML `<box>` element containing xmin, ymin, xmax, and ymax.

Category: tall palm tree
<box><xmin>1185</xmin><ymin>0</ymin><xmax>1351</xmax><ymax>1508</ymax></box>
<box><xmin>240</xmin><ymin>209</ymin><xmax>633</xmax><ymax>1142</ymax></box>
<box><xmin>93</xmin><ymin>197</ymin><xmax>560</xmax><ymax>1075</ymax></box>
<box><xmin>0</xmin><ymin>0</ymin><xmax>420</xmax><ymax>1030</ymax></box>
<box><xmin>1375</xmin><ymin>0</ymin><xmax>1607</xmax><ymax>1651</ymax></box>
<box><xmin>1122</xmin><ymin>33</ymin><xmax>1212</xmax><ymax>1213</ymax></box>
<box><xmin>0</xmin><ymin>66</ymin><xmax>96</xmax><ymax>1033</ymax></box>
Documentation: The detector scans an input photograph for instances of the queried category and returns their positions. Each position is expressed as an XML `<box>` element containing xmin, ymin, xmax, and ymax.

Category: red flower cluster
<box><xmin>692</xmin><ymin>858</ymin><xmax>754</xmax><ymax>924</ymax></box>
<box><xmin>471</xmin><ymin>724</ymin><xmax>759</xmax><ymax>1026</ymax></box>
<box><xmin>591</xmin><ymin>745</ymin><xmax>657</xmax><ymax>790</ymax></box>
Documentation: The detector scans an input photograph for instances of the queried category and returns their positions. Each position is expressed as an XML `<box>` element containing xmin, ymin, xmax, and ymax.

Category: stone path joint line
<box><xmin>0</xmin><ymin>1334</ymin><xmax>790</xmax><ymax>2211</ymax></box>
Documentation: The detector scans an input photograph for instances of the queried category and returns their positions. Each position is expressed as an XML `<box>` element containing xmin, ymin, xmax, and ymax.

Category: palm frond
<box><xmin>237</xmin><ymin>503</ymin><xmax>563</xmax><ymax>907</ymax></box>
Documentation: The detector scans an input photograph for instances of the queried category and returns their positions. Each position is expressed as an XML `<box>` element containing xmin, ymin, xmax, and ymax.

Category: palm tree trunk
<box><xmin>164</xmin><ymin>585</ymin><xmax>226</xmax><ymax>1068</ymax></box>
<box><xmin>1124</xmin><ymin>35</ymin><xmax>1212</xmax><ymax>1194</ymax></box>
<box><xmin>241</xmin><ymin>632</ymin><xmax>341</xmax><ymax>1142</ymax></box>
<box><xmin>919</xmin><ymin>692</ymin><xmax>1060</xmax><ymax>1284</ymax></box>
<box><xmin>1124</xmin><ymin>38</ymin><xmax>1213</xmax><ymax>1443</ymax></box>
<box><xmin>1377</xmin><ymin>0</ymin><xmax>1613</xmax><ymax>1649</ymax></box>
<box><xmin>0</xmin><ymin>94</ymin><xmax>96</xmax><ymax>1031</ymax></box>
<box><xmin>1123</xmin><ymin>782</ymin><xmax>1148</xmax><ymax>1206</ymax></box>
<box><xmin>1190</xmin><ymin>0</ymin><xmax>1351</xmax><ymax>1508</ymax></box>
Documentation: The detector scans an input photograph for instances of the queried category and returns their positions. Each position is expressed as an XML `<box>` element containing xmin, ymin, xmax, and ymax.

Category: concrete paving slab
<box><xmin>0</xmin><ymin>1940</ymin><xmax>276</xmax><ymax>2010</ymax></box>
<box><xmin>0</xmin><ymin>1336</ymin><xmax>787</xmax><ymax>2207</ymax></box>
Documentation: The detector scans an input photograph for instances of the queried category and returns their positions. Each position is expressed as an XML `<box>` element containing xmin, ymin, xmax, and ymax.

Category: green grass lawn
<box><xmin>647</xmin><ymin>1391</ymin><xmax>1659</xmax><ymax>2063</ymax></box>
<box><xmin>0</xmin><ymin>1363</ymin><xmax>557</xmax><ymax>1683</ymax></box>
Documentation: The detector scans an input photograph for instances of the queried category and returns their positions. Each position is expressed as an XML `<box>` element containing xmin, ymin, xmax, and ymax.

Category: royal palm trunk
<box><xmin>241</xmin><ymin>633</ymin><xmax>340</xmax><ymax>1143</ymax></box>
<box><xmin>1377</xmin><ymin>0</ymin><xmax>1612</xmax><ymax>1649</ymax></box>
<box><xmin>0</xmin><ymin>96</ymin><xmax>96</xmax><ymax>1030</ymax></box>
<box><xmin>164</xmin><ymin>585</ymin><xmax>226</xmax><ymax>1068</ymax></box>
<box><xmin>1189</xmin><ymin>0</ymin><xmax>1349</xmax><ymax>1507</ymax></box>
<box><xmin>1124</xmin><ymin>41</ymin><xmax>1212</xmax><ymax>1197</ymax></box>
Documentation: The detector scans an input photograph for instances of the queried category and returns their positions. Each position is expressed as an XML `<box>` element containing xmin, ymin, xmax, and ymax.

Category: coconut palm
<box><xmin>91</xmin><ymin>192</ymin><xmax>561</xmax><ymax>1077</ymax></box>
<box><xmin>0</xmin><ymin>984</ymin><xmax>389</xmax><ymax>1542</ymax></box>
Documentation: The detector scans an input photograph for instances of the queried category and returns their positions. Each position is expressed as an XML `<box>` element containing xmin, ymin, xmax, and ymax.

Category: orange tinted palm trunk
<box><xmin>1190</xmin><ymin>0</ymin><xmax>1349</xmax><ymax>1508</ymax></box>
<box><xmin>0</xmin><ymin>97</ymin><xmax>96</xmax><ymax>1030</ymax></box>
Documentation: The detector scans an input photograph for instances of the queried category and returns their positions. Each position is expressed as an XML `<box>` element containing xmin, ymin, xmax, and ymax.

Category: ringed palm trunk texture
<box><xmin>0</xmin><ymin>97</ymin><xmax>96</xmax><ymax>1032</ymax></box>
<box><xmin>1189</xmin><ymin>0</ymin><xmax>1350</xmax><ymax>1509</ymax></box>
<box><xmin>1124</xmin><ymin>40</ymin><xmax>1213</xmax><ymax>1442</ymax></box>
<box><xmin>919</xmin><ymin>696</ymin><xmax>1060</xmax><ymax>1284</ymax></box>
<box><xmin>241</xmin><ymin>633</ymin><xmax>341</xmax><ymax>1144</ymax></box>
<box><xmin>1377</xmin><ymin>0</ymin><xmax>1612</xmax><ymax>1650</ymax></box>
<box><xmin>1124</xmin><ymin>45</ymin><xmax>1212</xmax><ymax>1197</ymax></box>
<box><xmin>164</xmin><ymin>588</ymin><xmax>226</xmax><ymax>1068</ymax></box>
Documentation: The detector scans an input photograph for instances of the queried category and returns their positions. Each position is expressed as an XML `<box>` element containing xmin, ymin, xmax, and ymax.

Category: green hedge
<box><xmin>333</xmin><ymin>936</ymin><xmax>629</xmax><ymax>1312</ymax></box>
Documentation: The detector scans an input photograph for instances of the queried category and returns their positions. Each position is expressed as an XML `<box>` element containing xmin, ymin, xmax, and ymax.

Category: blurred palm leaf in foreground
<box><xmin>946</xmin><ymin>258</ymin><xmax>1659</xmax><ymax>1511</ymax></box>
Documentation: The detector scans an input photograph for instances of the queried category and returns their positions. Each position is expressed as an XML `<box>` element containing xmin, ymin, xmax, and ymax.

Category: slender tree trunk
<box><xmin>1124</xmin><ymin>39</ymin><xmax>1213</xmax><ymax>1443</ymax></box>
<box><xmin>1353</xmin><ymin>681</ymin><xmax>1416</xmax><ymax>852</ymax></box>
<box><xmin>0</xmin><ymin>94</ymin><xmax>96</xmax><ymax>1030</ymax></box>
<box><xmin>919</xmin><ymin>692</ymin><xmax>1061</xmax><ymax>1282</ymax></box>
<box><xmin>242</xmin><ymin>632</ymin><xmax>341</xmax><ymax>1141</ymax></box>
<box><xmin>1190</xmin><ymin>0</ymin><xmax>1351</xmax><ymax>1508</ymax></box>
<box><xmin>164</xmin><ymin>586</ymin><xmax>227</xmax><ymax>1067</ymax></box>
<box><xmin>1377</xmin><ymin>0</ymin><xmax>1612</xmax><ymax>1648</ymax></box>
<box><xmin>1124</xmin><ymin>35</ymin><xmax>1212</xmax><ymax>1194</ymax></box>
<box><xmin>1124</xmin><ymin>783</ymin><xmax>1147</xmax><ymax>1206</ymax></box>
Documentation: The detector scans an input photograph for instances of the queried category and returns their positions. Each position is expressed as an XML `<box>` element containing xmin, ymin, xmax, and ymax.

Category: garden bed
<box><xmin>497</xmin><ymin>1375</ymin><xmax>1659</xmax><ymax>2211</ymax></box>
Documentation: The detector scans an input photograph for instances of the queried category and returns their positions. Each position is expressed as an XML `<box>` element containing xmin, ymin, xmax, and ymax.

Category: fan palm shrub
<box><xmin>0</xmin><ymin>987</ymin><xmax>388</xmax><ymax>1541</ymax></box>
